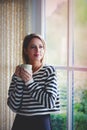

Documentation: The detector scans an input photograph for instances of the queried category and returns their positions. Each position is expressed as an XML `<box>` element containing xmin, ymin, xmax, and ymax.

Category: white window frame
<box><xmin>26</xmin><ymin>0</ymin><xmax>46</xmax><ymax>37</ymax></box>
<box><xmin>27</xmin><ymin>0</ymin><xmax>87</xmax><ymax>130</ymax></box>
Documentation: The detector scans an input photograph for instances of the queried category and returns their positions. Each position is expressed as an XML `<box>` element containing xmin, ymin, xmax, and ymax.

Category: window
<box><xmin>46</xmin><ymin>0</ymin><xmax>87</xmax><ymax>130</ymax></box>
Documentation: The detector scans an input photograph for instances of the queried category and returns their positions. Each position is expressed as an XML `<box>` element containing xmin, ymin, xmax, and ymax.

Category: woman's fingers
<box><xmin>15</xmin><ymin>66</ymin><xmax>21</xmax><ymax>77</ymax></box>
<box><xmin>20</xmin><ymin>68</ymin><xmax>32</xmax><ymax>82</ymax></box>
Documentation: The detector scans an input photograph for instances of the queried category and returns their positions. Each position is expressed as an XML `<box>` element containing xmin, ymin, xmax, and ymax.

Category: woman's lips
<box><xmin>34</xmin><ymin>54</ymin><xmax>40</xmax><ymax>57</ymax></box>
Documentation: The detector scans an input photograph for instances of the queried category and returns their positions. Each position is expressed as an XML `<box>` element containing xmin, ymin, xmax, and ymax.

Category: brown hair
<box><xmin>22</xmin><ymin>33</ymin><xmax>46</xmax><ymax>64</ymax></box>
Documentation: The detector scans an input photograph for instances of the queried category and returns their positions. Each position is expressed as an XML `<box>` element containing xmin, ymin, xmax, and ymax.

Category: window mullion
<box><xmin>67</xmin><ymin>0</ymin><xmax>74</xmax><ymax>130</ymax></box>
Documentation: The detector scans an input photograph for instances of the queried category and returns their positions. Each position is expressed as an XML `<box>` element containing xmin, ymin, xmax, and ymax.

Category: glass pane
<box><xmin>74</xmin><ymin>71</ymin><xmax>87</xmax><ymax>130</ymax></box>
<box><xmin>74</xmin><ymin>0</ymin><xmax>87</xmax><ymax>67</ymax></box>
<box><xmin>50</xmin><ymin>70</ymin><xmax>67</xmax><ymax>130</ymax></box>
<box><xmin>46</xmin><ymin>0</ymin><xmax>68</xmax><ymax>66</ymax></box>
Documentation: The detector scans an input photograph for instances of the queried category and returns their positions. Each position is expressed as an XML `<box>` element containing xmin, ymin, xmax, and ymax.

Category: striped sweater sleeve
<box><xmin>25</xmin><ymin>66</ymin><xmax>58</xmax><ymax>109</ymax></box>
<box><xmin>7</xmin><ymin>74</ymin><xmax>24</xmax><ymax>112</ymax></box>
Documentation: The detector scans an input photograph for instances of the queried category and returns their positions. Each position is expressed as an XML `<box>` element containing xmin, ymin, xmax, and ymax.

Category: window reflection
<box><xmin>74</xmin><ymin>0</ymin><xmax>87</xmax><ymax>67</ymax></box>
<box><xmin>46</xmin><ymin>0</ymin><xmax>67</xmax><ymax>66</ymax></box>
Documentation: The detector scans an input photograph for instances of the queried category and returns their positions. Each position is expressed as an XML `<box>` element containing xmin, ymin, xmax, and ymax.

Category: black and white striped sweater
<box><xmin>7</xmin><ymin>65</ymin><xmax>60</xmax><ymax>116</ymax></box>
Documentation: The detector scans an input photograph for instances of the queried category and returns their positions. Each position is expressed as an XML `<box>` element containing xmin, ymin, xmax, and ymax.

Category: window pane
<box><xmin>50</xmin><ymin>70</ymin><xmax>67</xmax><ymax>130</ymax></box>
<box><xmin>74</xmin><ymin>0</ymin><xmax>87</xmax><ymax>67</ymax></box>
<box><xmin>74</xmin><ymin>71</ymin><xmax>87</xmax><ymax>130</ymax></box>
<box><xmin>46</xmin><ymin>0</ymin><xmax>68</xmax><ymax>66</ymax></box>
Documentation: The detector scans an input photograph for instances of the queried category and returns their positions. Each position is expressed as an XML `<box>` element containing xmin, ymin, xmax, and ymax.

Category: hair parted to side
<box><xmin>22</xmin><ymin>33</ymin><xmax>46</xmax><ymax>64</ymax></box>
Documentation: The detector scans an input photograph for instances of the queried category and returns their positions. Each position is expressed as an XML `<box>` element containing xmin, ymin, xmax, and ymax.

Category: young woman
<box><xmin>7</xmin><ymin>33</ymin><xmax>60</xmax><ymax>130</ymax></box>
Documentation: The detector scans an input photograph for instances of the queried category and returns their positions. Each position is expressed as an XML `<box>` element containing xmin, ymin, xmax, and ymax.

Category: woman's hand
<box><xmin>15</xmin><ymin>66</ymin><xmax>21</xmax><ymax>77</ymax></box>
<box><xmin>20</xmin><ymin>67</ymin><xmax>32</xmax><ymax>82</ymax></box>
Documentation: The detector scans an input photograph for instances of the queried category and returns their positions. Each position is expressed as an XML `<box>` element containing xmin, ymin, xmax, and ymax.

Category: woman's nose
<box><xmin>35</xmin><ymin>47</ymin><xmax>40</xmax><ymax>52</ymax></box>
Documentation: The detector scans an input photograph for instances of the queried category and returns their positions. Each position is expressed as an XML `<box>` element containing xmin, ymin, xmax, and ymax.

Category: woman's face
<box><xmin>25</xmin><ymin>38</ymin><xmax>45</xmax><ymax>64</ymax></box>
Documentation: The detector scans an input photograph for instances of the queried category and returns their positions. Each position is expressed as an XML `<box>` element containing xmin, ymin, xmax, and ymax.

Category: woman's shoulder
<box><xmin>43</xmin><ymin>64</ymin><xmax>56</xmax><ymax>73</ymax></box>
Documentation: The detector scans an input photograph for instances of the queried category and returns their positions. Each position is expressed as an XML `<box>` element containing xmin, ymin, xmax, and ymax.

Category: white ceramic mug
<box><xmin>21</xmin><ymin>64</ymin><xmax>32</xmax><ymax>73</ymax></box>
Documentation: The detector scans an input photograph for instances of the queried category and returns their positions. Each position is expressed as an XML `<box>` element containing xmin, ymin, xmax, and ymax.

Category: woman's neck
<box><xmin>31</xmin><ymin>62</ymin><xmax>43</xmax><ymax>73</ymax></box>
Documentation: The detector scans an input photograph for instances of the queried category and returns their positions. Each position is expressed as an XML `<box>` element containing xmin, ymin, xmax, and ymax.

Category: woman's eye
<box><xmin>39</xmin><ymin>45</ymin><xmax>43</xmax><ymax>48</ymax></box>
<box><xmin>31</xmin><ymin>45</ymin><xmax>36</xmax><ymax>49</ymax></box>
<box><xmin>30</xmin><ymin>45</ymin><xmax>44</xmax><ymax>49</ymax></box>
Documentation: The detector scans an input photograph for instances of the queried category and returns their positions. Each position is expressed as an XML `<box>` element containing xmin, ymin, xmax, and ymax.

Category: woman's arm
<box><xmin>25</xmin><ymin>66</ymin><xmax>59</xmax><ymax>109</ymax></box>
<box><xmin>7</xmin><ymin>74</ymin><xmax>24</xmax><ymax>112</ymax></box>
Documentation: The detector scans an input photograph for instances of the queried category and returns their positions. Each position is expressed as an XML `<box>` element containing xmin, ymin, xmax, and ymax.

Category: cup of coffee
<box><xmin>21</xmin><ymin>64</ymin><xmax>32</xmax><ymax>73</ymax></box>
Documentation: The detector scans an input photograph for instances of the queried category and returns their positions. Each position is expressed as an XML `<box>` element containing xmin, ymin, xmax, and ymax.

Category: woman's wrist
<box><xmin>25</xmin><ymin>78</ymin><xmax>34</xmax><ymax>85</ymax></box>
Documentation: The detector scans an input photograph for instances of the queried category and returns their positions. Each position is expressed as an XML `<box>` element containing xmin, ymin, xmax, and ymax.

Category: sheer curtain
<box><xmin>0</xmin><ymin>0</ymin><xmax>31</xmax><ymax>129</ymax></box>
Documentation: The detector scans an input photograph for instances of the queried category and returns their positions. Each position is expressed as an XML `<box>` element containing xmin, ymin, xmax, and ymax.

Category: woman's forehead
<box><xmin>29</xmin><ymin>38</ymin><xmax>44</xmax><ymax>45</ymax></box>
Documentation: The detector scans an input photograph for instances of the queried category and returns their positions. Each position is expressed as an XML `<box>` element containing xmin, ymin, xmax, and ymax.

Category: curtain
<box><xmin>0</xmin><ymin>0</ymin><xmax>29</xmax><ymax>129</ymax></box>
